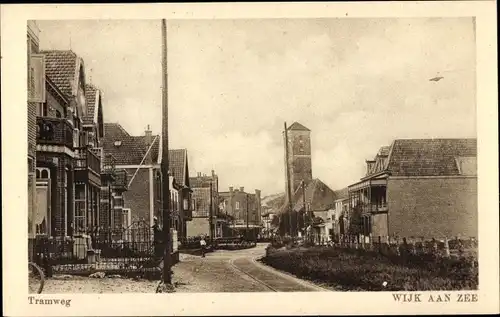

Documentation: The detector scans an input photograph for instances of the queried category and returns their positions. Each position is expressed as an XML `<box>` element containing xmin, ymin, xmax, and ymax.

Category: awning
<box><xmin>348</xmin><ymin>178</ymin><xmax>387</xmax><ymax>192</ymax></box>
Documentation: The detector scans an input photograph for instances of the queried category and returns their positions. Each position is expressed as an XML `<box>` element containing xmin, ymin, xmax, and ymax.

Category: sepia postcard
<box><xmin>1</xmin><ymin>1</ymin><xmax>498</xmax><ymax>316</ymax></box>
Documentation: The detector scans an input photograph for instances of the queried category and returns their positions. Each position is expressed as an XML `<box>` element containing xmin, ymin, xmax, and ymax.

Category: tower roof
<box><xmin>287</xmin><ymin>122</ymin><xmax>310</xmax><ymax>131</ymax></box>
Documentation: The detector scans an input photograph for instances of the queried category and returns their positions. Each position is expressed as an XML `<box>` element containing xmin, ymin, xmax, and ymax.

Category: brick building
<box><xmin>285</xmin><ymin>122</ymin><xmax>313</xmax><ymax>194</ymax></box>
<box><xmin>348</xmin><ymin>138</ymin><xmax>478</xmax><ymax>240</ymax></box>
<box><xmin>188</xmin><ymin>171</ymin><xmax>228</xmax><ymax>238</ymax></box>
<box><xmin>219</xmin><ymin>186</ymin><xmax>262</xmax><ymax>237</ymax></box>
<box><xmin>102</xmin><ymin>123</ymin><xmax>192</xmax><ymax>239</ymax></box>
<box><xmin>27</xmin><ymin>21</ymin><xmax>42</xmax><ymax>252</ymax></box>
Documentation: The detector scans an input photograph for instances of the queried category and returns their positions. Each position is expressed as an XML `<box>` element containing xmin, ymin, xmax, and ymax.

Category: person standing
<box><xmin>152</xmin><ymin>216</ymin><xmax>164</xmax><ymax>259</ymax></box>
<box><xmin>200</xmin><ymin>236</ymin><xmax>207</xmax><ymax>257</ymax></box>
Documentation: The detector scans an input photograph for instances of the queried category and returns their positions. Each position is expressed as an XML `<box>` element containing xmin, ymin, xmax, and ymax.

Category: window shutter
<box><xmin>28</xmin><ymin>54</ymin><xmax>46</xmax><ymax>103</ymax></box>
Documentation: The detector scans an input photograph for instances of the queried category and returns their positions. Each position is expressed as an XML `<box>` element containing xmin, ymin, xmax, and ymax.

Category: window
<box><xmin>298</xmin><ymin>136</ymin><xmax>304</xmax><ymax>152</ymax></box>
<box><xmin>235</xmin><ymin>201</ymin><xmax>240</xmax><ymax>210</ymax></box>
<box><xmin>155</xmin><ymin>172</ymin><xmax>162</xmax><ymax>202</ymax></box>
<box><xmin>56</xmin><ymin>110</ymin><xmax>62</xmax><ymax>118</ymax></box>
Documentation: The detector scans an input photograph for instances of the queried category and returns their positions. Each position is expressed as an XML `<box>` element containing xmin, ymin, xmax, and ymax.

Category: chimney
<box><xmin>145</xmin><ymin>125</ymin><xmax>152</xmax><ymax>146</ymax></box>
<box><xmin>366</xmin><ymin>160</ymin><xmax>375</xmax><ymax>176</ymax></box>
<box><xmin>240</xmin><ymin>186</ymin><xmax>244</xmax><ymax>192</ymax></box>
<box><xmin>144</xmin><ymin>125</ymin><xmax>153</xmax><ymax>165</ymax></box>
<box><xmin>197</xmin><ymin>172</ymin><xmax>201</xmax><ymax>178</ymax></box>
<box><xmin>211</xmin><ymin>169</ymin><xmax>215</xmax><ymax>178</ymax></box>
<box><xmin>229</xmin><ymin>186</ymin><xmax>233</xmax><ymax>192</ymax></box>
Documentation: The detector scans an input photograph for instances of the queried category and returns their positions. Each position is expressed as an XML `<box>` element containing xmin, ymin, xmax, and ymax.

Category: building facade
<box><xmin>187</xmin><ymin>171</ymin><xmax>222</xmax><ymax>238</ymax></box>
<box><xmin>27</xmin><ymin>21</ymin><xmax>42</xmax><ymax>254</ymax></box>
<box><xmin>219</xmin><ymin>187</ymin><xmax>262</xmax><ymax>237</ymax></box>
<box><xmin>285</xmin><ymin>122</ymin><xmax>313</xmax><ymax>194</ymax></box>
<box><xmin>102</xmin><ymin>123</ymin><xmax>192</xmax><ymax>239</ymax></box>
<box><xmin>348</xmin><ymin>138</ymin><xmax>478</xmax><ymax>240</ymax></box>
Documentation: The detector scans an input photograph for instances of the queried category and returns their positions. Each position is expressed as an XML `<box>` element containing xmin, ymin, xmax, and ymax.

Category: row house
<box><xmin>34</xmin><ymin>48</ymin><xmax>92</xmax><ymax>238</ymax></box>
<box><xmin>102</xmin><ymin>123</ymin><xmax>192</xmax><ymax>240</ymax></box>
<box><xmin>29</xmin><ymin>40</ymin><xmax>126</xmax><ymax>242</ymax></box>
<box><xmin>27</xmin><ymin>21</ymin><xmax>42</xmax><ymax>257</ymax></box>
<box><xmin>219</xmin><ymin>187</ymin><xmax>262</xmax><ymax>237</ymax></box>
<box><xmin>188</xmin><ymin>171</ymin><xmax>228</xmax><ymax>238</ymax></box>
<box><xmin>348</xmin><ymin>138</ymin><xmax>477</xmax><ymax>240</ymax></box>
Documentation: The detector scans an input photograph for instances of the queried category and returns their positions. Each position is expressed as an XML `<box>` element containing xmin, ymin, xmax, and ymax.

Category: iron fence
<box><xmin>32</xmin><ymin>224</ymin><xmax>166</xmax><ymax>278</ymax></box>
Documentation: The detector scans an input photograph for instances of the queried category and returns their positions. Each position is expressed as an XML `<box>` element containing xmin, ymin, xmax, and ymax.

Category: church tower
<box><xmin>284</xmin><ymin>122</ymin><xmax>313</xmax><ymax>195</ymax></box>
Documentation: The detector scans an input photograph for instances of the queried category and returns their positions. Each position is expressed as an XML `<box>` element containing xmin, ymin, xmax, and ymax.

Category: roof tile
<box><xmin>387</xmin><ymin>138</ymin><xmax>477</xmax><ymax>176</ymax></box>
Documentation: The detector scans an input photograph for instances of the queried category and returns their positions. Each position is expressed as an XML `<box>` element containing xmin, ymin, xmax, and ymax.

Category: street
<box><xmin>40</xmin><ymin>244</ymin><xmax>328</xmax><ymax>293</ymax></box>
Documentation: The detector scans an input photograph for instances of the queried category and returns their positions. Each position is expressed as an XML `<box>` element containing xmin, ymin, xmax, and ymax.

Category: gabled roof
<box><xmin>287</xmin><ymin>122</ymin><xmax>310</xmax><ymax>131</ymax></box>
<box><xmin>41</xmin><ymin>50</ymin><xmax>83</xmax><ymax>98</ymax></box>
<box><xmin>102</xmin><ymin>123</ymin><xmax>189</xmax><ymax>185</ymax></box>
<box><xmin>386</xmin><ymin>138</ymin><xmax>477</xmax><ymax>177</ymax></box>
<box><xmin>83</xmin><ymin>84</ymin><xmax>98</xmax><ymax>125</ymax></box>
<box><xmin>277</xmin><ymin>178</ymin><xmax>336</xmax><ymax>214</ymax></box>
<box><xmin>333</xmin><ymin>187</ymin><xmax>349</xmax><ymax>200</ymax></box>
<box><xmin>170</xmin><ymin>149</ymin><xmax>189</xmax><ymax>187</ymax></box>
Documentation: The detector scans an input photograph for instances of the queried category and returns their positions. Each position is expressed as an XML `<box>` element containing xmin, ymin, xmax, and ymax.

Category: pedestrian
<box><xmin>200</xmin><ymin>236</ymin><xmax>207</xmax><ymax>257</ymax></box>
<box><xmin>152</xmin><ymin>216</ymin><xmax>163</xmax><ymax>259</ymax></box>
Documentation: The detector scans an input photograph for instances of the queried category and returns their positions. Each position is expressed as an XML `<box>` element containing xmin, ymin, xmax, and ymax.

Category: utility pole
<box><xmin>283</xmin><ymin>122</ymin><xmax>293</xmax><ymax>237</ymax></box>
<box><xmin>209</xmin><ymin>182</ymin><xmax>214</xmax><ymax>242</ymax></box>
<box><xmin>160</xmin><ymin>18</ymin><xmax>173</xmax><ymax>290</ymax></box>
<box><xmin>302</xmin><ymin>180</ymin><xmax>306</xmax><ymax>237</ymax></box>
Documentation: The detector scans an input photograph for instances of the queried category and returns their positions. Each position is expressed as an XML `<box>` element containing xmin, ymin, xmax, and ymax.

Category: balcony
<box><xmin>370</xmin><ymin>203</ymin><xmax>388</xmax><ymax>213</ymax></box>
<box><xmin>101</xmin><ymin>153</ymin><xmax>116</xmax><ymax>183</ymax></box>
<box><xmin>36</xmin><ymin>117</ymin><xmax>74</xmax><ymax>149</ymax></box>
<box><xmin>112</xmin><ymin>169</ymin><xmax>128</xmax><ymax>192</ymax></box>
<box><xmin>75</xmin><ymin>147</ymin><xmax>101</xmax><ymax>187</ymax></box>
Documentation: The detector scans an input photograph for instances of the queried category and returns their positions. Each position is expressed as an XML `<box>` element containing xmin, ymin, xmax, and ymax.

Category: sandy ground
<box><xmin>38</xmin><ymin>244</ymin><xmax>274</xmax><ymax>293</ymax></box>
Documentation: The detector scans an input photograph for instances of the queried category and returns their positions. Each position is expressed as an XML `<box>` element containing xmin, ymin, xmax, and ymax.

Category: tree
<box><xmin>347</xmin><ymin>203</ymin><xmax>363</xmax><ymax>235</ymax></box>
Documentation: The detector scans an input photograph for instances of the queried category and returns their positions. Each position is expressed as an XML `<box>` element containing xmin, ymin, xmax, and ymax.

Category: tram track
<box><xmin>228</xmin><ymin>257</ymin><xmax>278</xmax><ymax>292</ymax></box>
<box><xmin>228</xmin><ymin>255</ymin><xmax>326</xmax><ymax>292</ymax></box>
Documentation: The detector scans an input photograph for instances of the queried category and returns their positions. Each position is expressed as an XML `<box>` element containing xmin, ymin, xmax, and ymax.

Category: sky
<box><xmin>36</xmin><ymin>18</ymin><xmax>476</xmax><ymax>197</ymax></box>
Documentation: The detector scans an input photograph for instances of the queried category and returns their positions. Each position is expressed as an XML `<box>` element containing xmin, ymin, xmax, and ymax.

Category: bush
<box><xmin>261</xmin><ymin>247</ymin><xmax>478</xmax><ymax>291</ymax></box>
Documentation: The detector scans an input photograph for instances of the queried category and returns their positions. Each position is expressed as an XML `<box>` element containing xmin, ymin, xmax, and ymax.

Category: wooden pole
<box><xmin>161</xmin><ymin>18</ymin><xmax>172</xmax><ymax>286</ymax></box>
<box><xmin>284</xmin><ymin>122</ymin><xmax>293</xmax><ymax>237</ymax></box>
<box><xmin>302</xmin><ymin>180</ymin><xmax>306</xmax><ymax>237</ymax></box>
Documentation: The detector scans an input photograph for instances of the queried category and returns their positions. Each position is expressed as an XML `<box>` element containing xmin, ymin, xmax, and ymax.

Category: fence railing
<box><xmin>75</xmin><ymin>147</ymin><xmax>101</xmax><ymax>175</ymax></box>
<box><xmin>327</xmin><ymin>234</ymin><xmax>478</xmax><ymax>259</ymax></box>
<box><xmin>36</xmin><ymin>117</ymin><xmax>74</xmax><ymax>149</ymax></box>
<box><xmin>31</xmin><ymin>225</ymin><xmax>168</xmax><ymax>277</ymax></box>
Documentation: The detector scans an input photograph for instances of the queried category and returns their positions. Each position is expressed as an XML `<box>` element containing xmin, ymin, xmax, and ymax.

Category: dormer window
<box><xmin>114</xmin><ymin>141</ymin><xmax>122</xmax><ymax>147</ymax></box>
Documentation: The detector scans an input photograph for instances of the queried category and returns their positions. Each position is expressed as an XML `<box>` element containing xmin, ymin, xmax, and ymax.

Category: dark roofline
<box><xmin>287</xmin><ymin>121</ymin><xmax>311</xmax><ymax>131</ymax></box>
<box><xmin>45</xmin><ymin>75</ymin><xmax>69</xmax><ymax>106</ymax></box>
